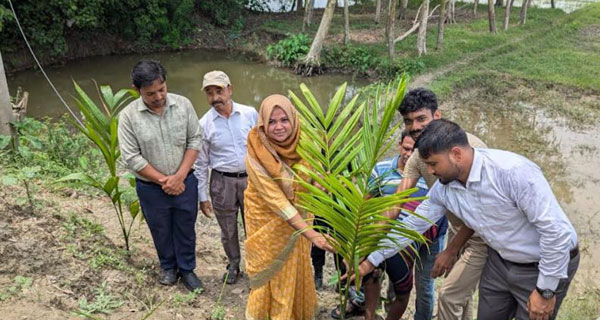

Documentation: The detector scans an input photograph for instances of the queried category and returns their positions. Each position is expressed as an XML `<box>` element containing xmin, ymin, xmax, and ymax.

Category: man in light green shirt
<box><xmin>118</xmin><ymin>60</ymin><xmax>203</xmax><ymax>292</ymax></box>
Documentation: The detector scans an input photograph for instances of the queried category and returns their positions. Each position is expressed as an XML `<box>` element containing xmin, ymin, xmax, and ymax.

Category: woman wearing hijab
<box><xmin>244</xmin><ymin>94</ymin><xmax>334</xmax><ymax>320</ymax></box>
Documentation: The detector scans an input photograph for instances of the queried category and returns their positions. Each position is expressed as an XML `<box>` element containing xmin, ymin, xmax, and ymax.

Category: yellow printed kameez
<box><xmin>243</xmin><ymin>94</ymin><xmax>317</xmax><ymax>320</ymax></box>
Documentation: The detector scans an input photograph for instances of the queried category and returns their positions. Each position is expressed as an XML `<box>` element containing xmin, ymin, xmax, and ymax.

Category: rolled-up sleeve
<box><xmin>118</xmin><ymin>111</ymin><xmax>148</xmax><ymax>172</ymax></box>
<box><xmin>367</xmin><ymin>185</ymin><xmax>446</xmax><ymax>267</ymax></box>
<box><xmin>185</xmin><ymin>103</ymin><xmax>202</xmax><ymax>151</ymax></box>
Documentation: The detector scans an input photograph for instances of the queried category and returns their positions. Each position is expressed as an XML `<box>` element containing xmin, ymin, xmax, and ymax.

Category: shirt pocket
<box><xmin>173</xmin><ymin>128</ymin><xmax>187</xmax><ymax>147</ymax></box>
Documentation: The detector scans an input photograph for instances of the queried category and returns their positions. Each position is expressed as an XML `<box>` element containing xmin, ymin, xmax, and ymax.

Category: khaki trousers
<box><xmin>210</xmin><ymin>170</ymin><xmax>247</xmax><ymax>270</ymax></box>
<box><xmin>438</xmin><ymin>229</ymin><xmax>488</xmax><ymax>320</ymax></box>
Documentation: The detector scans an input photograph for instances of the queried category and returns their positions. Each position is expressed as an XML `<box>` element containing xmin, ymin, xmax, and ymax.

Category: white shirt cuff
<box><xmin>198</xmin><ymin>191</ymin><xmax>208</xmax><ymax>202</ymax></box>
<box><xmin>367</xmin><ymin>251</ymin><xmax>385</xmax><ymax>267</ymax></box>
<box><xmin>536</xmin><ymin>274</ymin><xmax>560</xmax><ymax>291</ymax></box>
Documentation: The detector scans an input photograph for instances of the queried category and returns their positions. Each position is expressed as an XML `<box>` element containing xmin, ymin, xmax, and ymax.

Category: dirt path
<box><xmin>409</xmin><ymin>24</ymin><xmax>551</xmax><ymax>88</ymax></box>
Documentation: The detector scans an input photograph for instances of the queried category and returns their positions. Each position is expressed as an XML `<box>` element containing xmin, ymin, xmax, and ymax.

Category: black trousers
<box><xmin>311</xmin><ymin>217</ymin><xmax>345</xmax><ymax>276</ymax></box>
<box><xmin>136</xmin><ymin>173</ymin><xmax>198</xmax><ymax>272</ymax></box>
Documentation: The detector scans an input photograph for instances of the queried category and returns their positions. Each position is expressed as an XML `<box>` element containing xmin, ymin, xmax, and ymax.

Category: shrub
<box><xmin>322</xmin><ymin>44</ymin><xmax>377</xmax><ymax>72</ymax></box>
<box><xmin>266</xmin><ymin>33</ymin><xmax>311</xmax><ymax>66</ymax></box>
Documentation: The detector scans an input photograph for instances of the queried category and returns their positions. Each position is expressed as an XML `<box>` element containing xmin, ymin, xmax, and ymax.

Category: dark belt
<box><xmin>508</xmin><ymin>246</ymin><xmax>579</xmax><ymax>268</ymax></box>
<box><xmin>213</xmin><ymin>169</ymin><xmax>247</xmax><ymax>178</ymax></box>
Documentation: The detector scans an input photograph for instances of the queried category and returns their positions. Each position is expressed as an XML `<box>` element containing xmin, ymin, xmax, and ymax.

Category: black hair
<box><xmin>417</xmin><ymin>119</ymin><xmax>469</xmax><ymax>159</ymax></box>
<box><xmin>400</xmin><ymin>130</ymin><xmax>411</xmax><ymax>144</ymax></box>
<box><xmin>398</xmin><ymin>87</ymin><xmax>438</xmax><ymax>116</ymax></box>
<box><xmin>131</xmin><ymin>60</ymin><xmax>167</xmax><ymax>89</ymax></box>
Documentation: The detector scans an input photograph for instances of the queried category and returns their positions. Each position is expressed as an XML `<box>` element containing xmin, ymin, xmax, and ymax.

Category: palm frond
<box><xmin>290</xmin><ymin>74</ymin><xmax>427</xmax><ymax>318</ymax></box>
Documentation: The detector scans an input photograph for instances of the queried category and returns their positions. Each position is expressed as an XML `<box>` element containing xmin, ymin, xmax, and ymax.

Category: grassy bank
<box><xmin>257</xmin><ymin>2</ymin><xmax>600</xmax><ymax>93</ymax></box>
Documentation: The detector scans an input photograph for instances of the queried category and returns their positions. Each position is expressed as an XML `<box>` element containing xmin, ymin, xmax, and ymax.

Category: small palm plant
<box><xmin>58</xmin><ymin>81</ymin><xmax>142</xmax><ymax>253</ymax></box>
<box><xmin>290</xmin><ymin>75</ymin><xmax>428</xmax><ymax>319</ymax></box>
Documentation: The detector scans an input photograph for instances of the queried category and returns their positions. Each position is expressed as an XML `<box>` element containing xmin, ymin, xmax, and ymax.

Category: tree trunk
<box><xmin>303</xmin><ymin>0</ymin><xmax>315</xmax><ymax>32</ymax></box>
<box><xmin>0</xmin><ymin>51</ymin><xmax>13</xmax><ymax>137</ymax></box>
<box><xmin>488</xmin><ymin>0</ymin><xmax>497</xmax><ymax>33</ymax></box>
<box><xmin>417</xmin><ymin>0</ymin><xmax>429</xmax><ymax>56</ymax></box>
<box><xmin>519</xmin><ymin>0</ymin><xmax>530</xmax><ymax>24</ymax></box>
<box><xmin>297</xmin><ymin>0</ymin><xmax>303</xmax><ymax>12</ymax></box>
<box><xmin>386</xmin><ymin>0</ymin><xmax>397</xmax><ymax>59</ymax></box>
<box><xmin>551</xmin><ymin>0</ymin><xmax>555</xmax><ymax>9</ymax></box>
<box><xmin>495</xmin><ymin>0</ymin><xmax>503</xmax><ymax>6</ymax></box>
<box><xmin>398</xmin><ymin>0</ymin><xmax>409</xmax><ymax>20</ymax></box>
<box><xmin>297</xmin><ymin>0</ymin><xmax>337</xmax><ymax>76</ymax></box>
<box><xmin>473</xmin><ymin>0</ymin><xmax>479</xmax><ymax>16</ymax></box>
<box><xmin>375</xmin><ymin>0</ymin><xmax>382</xmax><ymax>24</ymax></box>
<box><xmin>503</xmin><ymin>0</ymin><xmax>512</xmax><ymax>31</ymax></box>
<box><xmin>437</xmin><ymin>0</ymin><xmax>447</xmax><ymax>50</ymax></box>
<box><xmin>343</xmin><ymin>0</ymin><xmax>350</xmax><ymax>44</ymax></box>
<box><xmin>447</xmin><ymin>0</ymin><xmax>456</xmax><ymax>23</ymax></box>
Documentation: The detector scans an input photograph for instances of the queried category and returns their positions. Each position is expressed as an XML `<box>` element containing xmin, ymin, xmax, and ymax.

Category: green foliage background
<box><xmin>0</xmin><ymin>0</ymin><xmax>266</xmax><ymax>59</ymax></box>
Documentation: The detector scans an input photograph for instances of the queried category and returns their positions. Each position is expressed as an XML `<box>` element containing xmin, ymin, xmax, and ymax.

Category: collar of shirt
<box><xmin>391</xmin><ymin>154</ymin><xmax>401</xmax><ymax>172</ymax></box>
<box><xmin>448</xmin><ymin>148</ymin><xmax>483</xmax><ymax>191</ymax></box>
<box><xmin>210</xmin><ymin>101</ymin><xmax>240</xmax><ymax>120</ymax></box>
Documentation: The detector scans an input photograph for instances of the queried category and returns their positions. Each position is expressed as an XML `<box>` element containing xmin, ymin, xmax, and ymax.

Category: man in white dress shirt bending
<box><xmin>194</xmin><ymin>70</ymin><xmax>258</xmax><ymax>284</ymax></box>
<box><xmin>357</xmin><ymin>119</ymin><xmax>579</xmax><ymax>320</ymax></box>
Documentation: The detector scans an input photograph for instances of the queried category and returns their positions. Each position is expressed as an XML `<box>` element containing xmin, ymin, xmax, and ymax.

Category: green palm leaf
<box><xmin>290</xmin><ymin>74</ymin><xmax>426</xmax><ymax>319</ymax></box>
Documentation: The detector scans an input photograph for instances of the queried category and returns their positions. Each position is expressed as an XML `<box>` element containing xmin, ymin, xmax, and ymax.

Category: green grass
<box><xmin>257</xmin><ymin>1</ymin><xmax>600</xmax><ymax>94</ymax></box>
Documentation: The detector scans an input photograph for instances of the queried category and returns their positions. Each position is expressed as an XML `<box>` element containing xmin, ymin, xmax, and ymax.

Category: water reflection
<box><xmin>6</xmin><ymin>50</ymin><xmax>368</xmax><ymax>120</ymax></box>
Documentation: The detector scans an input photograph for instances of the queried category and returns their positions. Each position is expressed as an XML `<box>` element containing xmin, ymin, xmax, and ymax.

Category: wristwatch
<box><xmin>536</xmin><ymin>287</ymin><xmax>555</xmax><ymax>299</ymax></box>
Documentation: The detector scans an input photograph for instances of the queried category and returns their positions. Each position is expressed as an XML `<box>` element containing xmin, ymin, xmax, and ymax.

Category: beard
<box><xmin>438</xmin><ymin>176</ymin><xmax>454</xmax><ymax>185</ymax></box>
<box><xmin>410</xmin><ymin>129</ymin><xmax>422</xmax><ymax>141</ymax></box>
<box><xmin>436</xmin><ymin>163</ymin><xmax>460</xmax><ymax>185</ymax></box>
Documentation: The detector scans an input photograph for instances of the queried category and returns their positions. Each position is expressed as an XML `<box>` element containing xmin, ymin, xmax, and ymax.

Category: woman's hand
<box><xmin>309</xmin><ymin>233</ymin><xmax>336</xmax><ymax>253</ymax></box>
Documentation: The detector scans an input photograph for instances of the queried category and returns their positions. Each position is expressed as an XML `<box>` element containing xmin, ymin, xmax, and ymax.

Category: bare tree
<box><xmin>303</xmin><ymin>0</ymin><xmax>315</xmax><ymax>32</ymax></box>
<box><xmin>417</xmin><ymin>0</ymin><xmax>430</xmax><ymax>56</ymax></box>
<box><xmin>488</xmin><ymin>0</ymin><xmax>497</xmax><ymax>33</ymax></box>
<box><xmin>297</xmin><ymin>0</ymin><xmax>337</xmax><ymax>76</ymax></box>
<box><xmin>473</xmin><ymin>0</ymin><xmax>479</xmax><ymax>16</ymax></box>
<box><xmin>386</xmin><ymin>0</ymin><xmax>397</xmax><ymax>59</ymax></box>
<box><xmin>0</xmin><ymin>51</ymin><xmax>13</xmax><ymax>137</ymax></box>
<box><xmin>447</xmin><ymin>0</ymin><xmax>456</xmax><ymax>24</ymax></box>
<box><xmin>343</xmin><ymin>0</ymin><xmax>350</xmax><ymax>44</ymax></box>
<box><xmin>394</xmin><ymin>3</ymin><xmax>439</xmax><ymax>43</ymax></box>
<box><xmin>503</xmin><ymin>0</ymin><xmax>513</xmax><ymax>31</ymax></box>
<box><xmin>398</xmin><ymin>0</ymin><xmax>409</xmax><ymax>20</ymax></box>
<box><xmin>437</xmin><ymin>0</ymin><xmax>447</xmax><ymax>50</ymax></box>
<box><xmin>375</xmin><ymin>0</ymin><xmax>382</xmax><ymax>24</ymax></box>
<box><xmin>519</xmin><ymin>0</ymin><xmax>531</xmax><ymax>24</ymax></box>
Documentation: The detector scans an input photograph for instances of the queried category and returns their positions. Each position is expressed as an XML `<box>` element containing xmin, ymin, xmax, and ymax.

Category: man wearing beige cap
<box><xmin>193</xmin><ymin>70</ymin><xmax>257</xmax><ymax>284</ymax></box>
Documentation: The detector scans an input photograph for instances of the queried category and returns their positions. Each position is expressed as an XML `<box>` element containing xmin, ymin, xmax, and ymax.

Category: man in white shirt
<box><xmin>357</xmin><ymin>119</ymin><xmax>579</xmax><ymax>320</ymax></box>
<box><xmin>194</xmin><ymin>71</ymin><xmax>258</xmax><ymax>284</ymax></box>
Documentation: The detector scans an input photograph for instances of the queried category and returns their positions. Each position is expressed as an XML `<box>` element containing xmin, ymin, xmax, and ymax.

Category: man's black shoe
<box><xmin>223</xmin><ymin>267</ymin><xmax>241</xmax><ymax>285</ymax></box>
<box><xmin>180</xmin><ymin>271</ymin><xmax>204</xmax><ymax>292</ymax></box>
<box><xmin>158</xmin><ymin>268</ymin><xmax>178</xmax><ymax>285</ymax></box>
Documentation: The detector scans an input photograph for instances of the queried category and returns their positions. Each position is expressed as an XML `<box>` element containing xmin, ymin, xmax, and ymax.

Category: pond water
<box><xmin>6</xmin><ymin>50</ymin><xmax>368</xmax><ymax>120</ymax></box>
